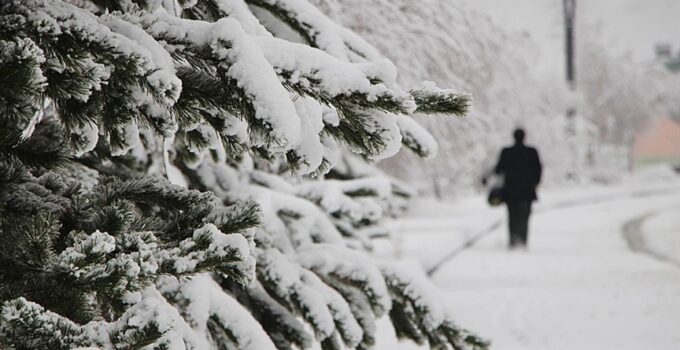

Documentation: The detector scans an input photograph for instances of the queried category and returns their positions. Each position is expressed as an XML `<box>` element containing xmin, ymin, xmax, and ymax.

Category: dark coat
<box><xmin>494</xmin><ymin>144</ymin><xmax>542</xmax><ymax>202</ymax></box>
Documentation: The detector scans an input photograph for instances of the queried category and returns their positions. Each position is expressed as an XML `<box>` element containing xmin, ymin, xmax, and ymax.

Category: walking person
<box><xmin>494</xmin><ymin>128</ymin><xmax>542</xmax><ymax>249</ymax></box>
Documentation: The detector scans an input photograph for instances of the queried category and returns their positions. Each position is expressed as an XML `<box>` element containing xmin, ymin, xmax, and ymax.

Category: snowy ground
<box><xmin>376</xmin><ymin>166</ymin><xmax>680</xmax><ymax>350</ymax></box>
<box><xmin>639</xmin><ymin>208</ymin><xmax>680</xmax><ymax>266</ymax></box>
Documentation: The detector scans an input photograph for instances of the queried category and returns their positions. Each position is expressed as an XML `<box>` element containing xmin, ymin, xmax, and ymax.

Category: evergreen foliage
<box><xmin>0</xmin><ymin>0</ymin><xmax>485</xmax><ymax>349</ymax></box>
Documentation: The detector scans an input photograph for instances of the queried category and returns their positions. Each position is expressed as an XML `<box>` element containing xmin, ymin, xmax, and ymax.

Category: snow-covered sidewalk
<box><xmin>380</xmin><ymin>171</ymin><xmax>680</xmax><ymax>350</ymax></box>
<box><xmin>637</xmin><ymin>206</ymin><xmax>680</xmax><ymax>266</ymax></box>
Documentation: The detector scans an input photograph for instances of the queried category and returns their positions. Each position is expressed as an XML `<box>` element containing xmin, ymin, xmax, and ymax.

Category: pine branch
<box><xmin>410</xmin><ymin>83</ymin><xmax>471</xmax><ymax>116</ymax></box>
<box><xmin>0</xmin><ymin>298</ymin><xmax>91</xmax><ymax>350</ymax></box>
<box><xmin>0</xmin><ymin>1</ymin><xmax>482</xmax><ymax>349</ymax></box>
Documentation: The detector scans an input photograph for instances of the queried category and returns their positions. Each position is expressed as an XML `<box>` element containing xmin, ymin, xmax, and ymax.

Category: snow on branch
<box><xmin>396</xmin><ymin>116</ymin><xmax>439</xmax><ymax>159</ymax></box>
<box><xmin>1</xmin><ymin>0</ymin><xmax>181</xmax><ymax>156</ymax></box>
<box><xmin>124</xmin><ymin>9</ymin><xmax>303</xmax><ymax>152</ymax></box>
<box><xmin>157</xmin><ymin>223</ymin><xmax>256</xmax><ymax>283</ymax></box>
<box><xmin>381</xmin><ymin>263</ymin><xmax>489</xmax><ymax>350</ymax></box>
<box><xmin>184</xmin><ymin>0</ymin><xmax>273</xmax><ymax>36</ymax></box>
<box><xmin>254</xmin><ymin>35</ymin><xmax>415</xmax><ymax>113</ymax></box>
<box><xmin>0</xmin><ymin>38</ymin><xmax>47</xmax><ymax>136</ymax></box>
<box><xmin>256</xmin><ymin>248</ymin><xmax>365</xmax><ymax>347</ymax></box>
<box><xmin>0</xmin><ymin>298</ymin><xmax>90</xmax><ymax>349</ymax></box>
<box><xmin>410</xmin><ymin>81</ymin><xmax>471</xmax><ymax>116</ymax></box>
<box><xmin>157</xmin><ymin>274</ymin><xmax>278</xmax><ymax>350</ymax></box>
<box><xmin>295</xmin><ymin>244</ymin><xmax>392</xmax><ymax>316</ymax></box>
<box><xmin>246</xmin><ymin>0</ymin><xmax>383</xmax><ymax>62</ymax></box>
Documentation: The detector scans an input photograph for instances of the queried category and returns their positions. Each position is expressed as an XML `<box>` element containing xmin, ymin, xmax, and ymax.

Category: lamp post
<box><xmin>564</xmin><ymin>0</ymin><xmax>576</xmax><ymax>90</ymax></box>
<box><xmin>563</xmin><ymin>0</ymin><xmax>579</xmax><ymax>180</ymax></box>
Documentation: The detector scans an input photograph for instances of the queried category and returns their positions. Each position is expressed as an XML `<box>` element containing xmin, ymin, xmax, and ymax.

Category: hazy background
<box><xmin>459</xmin><ymin>0</ymin><xmax>680</xmax><ymax>79</ymax></box>
<box><xmin>354</xmin><ymin>3</ymin><xmax>680</xmax><ymax>349</ymax></box>
<box><xmin>311</xmin><ymin>0</ymin><xmax>680</xmax><ymax>198</ymax></box>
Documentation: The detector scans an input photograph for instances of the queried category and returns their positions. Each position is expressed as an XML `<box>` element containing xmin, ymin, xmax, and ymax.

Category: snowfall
<box><xmin>374</xmin><ymin>165</ymin><xmax>680</xmax><ymax>350</ymax></box>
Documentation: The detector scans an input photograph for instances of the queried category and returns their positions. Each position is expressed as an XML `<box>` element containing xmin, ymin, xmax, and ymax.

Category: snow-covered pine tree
<box><xmin>0</xmin><ymin>0</ymin><xmax>487</xmax><ymax>349</ymax></box>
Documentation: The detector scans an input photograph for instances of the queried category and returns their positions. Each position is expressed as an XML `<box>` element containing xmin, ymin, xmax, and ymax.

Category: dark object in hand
<box><xmin>487</xmin><ymin>187</ymin><xmax>504</xmax><ymax>207</ymax></box>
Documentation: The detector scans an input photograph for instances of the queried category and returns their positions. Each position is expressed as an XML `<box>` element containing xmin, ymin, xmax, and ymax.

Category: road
<box><xmin>430</xmin><ymin>187</ymin><xmax>680</xmax><ymax>350</ymax></box>
<box><xmin>375</xmin><ymin>176</ymin><xmax>680</xmax><ymax>350</ymax></box>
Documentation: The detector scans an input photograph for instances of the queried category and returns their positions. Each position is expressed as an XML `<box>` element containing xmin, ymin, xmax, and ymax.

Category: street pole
<box><xmin>564</xmin><ymin>0</ymin><xmax>576</xmax><ymax>90</ymax></box>
<box><xmin>563</xmin><ymin>0</ymin><xmax>578</xmax><ymax>180</ymax></box>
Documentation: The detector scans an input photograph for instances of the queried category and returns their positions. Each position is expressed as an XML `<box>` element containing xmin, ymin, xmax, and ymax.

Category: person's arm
<box><xmin>533</xmin><ymin>149</ymin><xmax>542</xmax><ymax>186</ymax></box>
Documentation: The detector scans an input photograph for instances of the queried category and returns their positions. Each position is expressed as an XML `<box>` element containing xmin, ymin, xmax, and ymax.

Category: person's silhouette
<box><xmin>494</xmin><ymin>128</ymin><xmax>542</xmax><ymax>248</ymax></box>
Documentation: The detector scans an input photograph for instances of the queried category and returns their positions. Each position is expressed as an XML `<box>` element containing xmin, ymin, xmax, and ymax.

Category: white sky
<box><xmin>455</xmin><ymin>0</ymin><xmax>680</xmax><ymax>80</ymax></box>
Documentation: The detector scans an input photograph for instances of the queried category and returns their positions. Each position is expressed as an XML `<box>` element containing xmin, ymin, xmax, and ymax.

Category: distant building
<box><xmin>655</xmin><ymin>43</ymin><xmax>672</xmax><ymax>60</ymax></box>
<box><xmin>632</xmin><ymin>45</ymin><xmax>680</xmax><ymax>167</ymax></box>
<box><xmin>653</xmin><ymin>42</ymin><xmax>680</xmax><ymax>72</ymax></box>
<box><xmin>633</xmin><ymin>118</ymin><xmax>680</xmax><ymax>165</ymax></box>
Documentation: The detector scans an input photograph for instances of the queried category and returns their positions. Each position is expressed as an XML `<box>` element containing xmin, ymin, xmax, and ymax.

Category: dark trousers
<box><xmin>506</xmin><ymin>201</ymin><xmax>532</xmax><ymax>248</ymax></box>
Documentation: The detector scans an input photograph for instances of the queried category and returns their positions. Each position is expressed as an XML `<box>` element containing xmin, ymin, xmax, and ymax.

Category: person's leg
<box><xmin>507</xmin><ymin>202</ymin><xmax>519</xmax><ymax>248</ymax></box>
<box><xmin>518</xmin><ymin>201</ymin><xmax>532</xmax><ymax>247</ymax></box>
